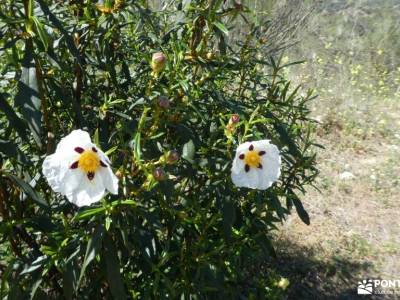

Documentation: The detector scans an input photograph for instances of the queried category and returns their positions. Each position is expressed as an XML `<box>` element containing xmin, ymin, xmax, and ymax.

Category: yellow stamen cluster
<box><xmin>78</xmin><ymin>150</ymin><xmax>100</xmax><ymax>173</ymax></box>
<box><xmin>244</xmin><ymin>151</ymin><xmax>261</xmax><ymax>168</ymax></box>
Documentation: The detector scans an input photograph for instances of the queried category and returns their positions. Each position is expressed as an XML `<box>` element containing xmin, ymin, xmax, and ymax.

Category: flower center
<box><xmin>244</xmin><ymin>151</ymin><xmax>261</xmax><ymax>168</ymax></box>
<box><xmin>78</xmin><ymin>150</ymin><xmax>100</xmax><ymax>173</ymax></box>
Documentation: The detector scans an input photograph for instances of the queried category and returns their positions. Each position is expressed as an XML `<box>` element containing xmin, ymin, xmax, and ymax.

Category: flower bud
<box><xmin>167</xmin><ymin>150</ymin><xmax>180</xmax><ymax>164</ymax></box>
<box><xmin>158</xmin><ymin>96</ymin><xmax>170</xmax><ymax>109</ymax></box>
<box><xmin>115</xmin><ymin>170</ymin><xmax>123</xmax><ymax>179</ymax></box>
<box><xmin>234</xmin><ymin>1</ymin><xmax>243</xmax><ymax>10</ymax></box>
<box><xmin>225</xmin><ymin>114</ymin><xmax>240</xmax><ymax>137</ymax></box>
<box><xmin>151</xmin><ymin>52</ymin><xmax>167</xmax><ymax>74</ymax></box>
<box><xmin>230</xmin><ymin>114</ymin><xmax>240</xmax><ymax>124</ymax></box>
<box><xmin>153</xmin><ymin>167</ymin><xmax>166</xmax><ymax>181</ymax></box>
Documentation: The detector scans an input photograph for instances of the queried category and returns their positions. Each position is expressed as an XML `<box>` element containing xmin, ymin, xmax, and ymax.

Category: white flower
<box><xmin>42</xmin><ymin>130</ymin><xmax>118</xmax><ymax>207</ymax></box>
<box><xmin>231</xmin><ymin>140</ymin><xmax>281</xmax><ymax>190</ymax></box>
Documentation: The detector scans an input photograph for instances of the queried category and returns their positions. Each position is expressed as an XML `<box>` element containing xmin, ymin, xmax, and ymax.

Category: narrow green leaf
<box><xmin>62</xmin><ymin>248</ymin><xmax>80</xmax><ymax>300</ymax></box>
<box><xmin>274</xmin><ymin>123</ymin><xmax>301</xmax><ymax>157</ymax></box>
<box><xmin>280</xmin><ymin>60</ymin><xmax>306</xmax><ymax>69</ymax></box>
<box><xmin>105</xmin><ymin>216</ymin><xmax>111</xmax><ymax>231</ymax></box>
<box><xmin>28</xmin><ymin>0</ymin><xmax>33</xmax><ymax>18</ymax></box>
<box><xmin>286</xmin><ymin>85</ymin><xmax>301</xmax><ymax>103</ymax></box>
<box><xmin>104</xmin><ymin>235</ymin><xmax>127</xmax><ymax>300</ymax></box>
<box><xmin>63</xmin><ymin>261</ymin><xmax>76</xmax><ymax>299</ymax></box>
<box><xmin>267</xmin><ymin>190</ymin><xmax>285</xmax><ymax>220</ymax></box>
<box><xmin>133</xmin><ymin>133</ymin><xmax>142</xmax><ymax>162</ymax></box>
<box><xmin>182</xmin><ymin>0</ymin><xmax>191</xmax><ymax>6</ymax></box>
<box><xmin>218</xmin><ymin>35</ymin><xmax>227</xmax><ymax>55</ymax></box>
<box><xmin>31</xmin><ymin>16</ymin><xmax>49</xmax><ymax>51</ymax></box>
<box><xmin>93</xmin><ymin>128</ymin><xmax>100</xmax><ymax>146</ymax></box>
<box><xmin>104</xmin><ymin>146</ymin><xmax>118</xmax><ymax>156</ymax></box>
<box><xmin>292</xmin><ymin>194</ymin><xmax>310</xmax><ymax>225</ymax></box>
<box><xmin>14</xmin><ymin>40</ymin><xmax>42</xmax><ymax>147</ymax></box>
<box><xmin>3</xmin><ymin>173</ymin><xmax>48</xmax><ymax>208</ymax></box>
<box><xmin>213</xmin><ymin>21</ymin><xmax>229</xmax><ymax>36</ymax></box>
<box><xmin>0</xmin><ymin>139</ymin><xmax>31</xmax><ymax>165</ymax></box>
<box><xmin>222</xmin><ymin>196</ymin><xmax>235</xmax><ymax>240</ymax></box>
<box><xmin>77</xmin><ymin>225</ymin><xmax>104</xmax><ymax>290</ymax></box>
<box><xmin>29</xmin><ymin>277</ymin><xmax>42</xmax><ymax>300</ymax></box>
<box><xmin>178</xmin><ymin>80</ymin><xmax>189</xmax><ymax>93</ymax></box>
<box><xmin>73</xmin><ymin>207</ymin><xmax>106</xmax><ymax>221</ymax></box>
<box><xmin>0</xmin><ymin>93</ymin><xmax>29</xmax><ymax>141</ymax></box>
<box><xmin>20</xmin><ymin>256</ymin><xmax>47</xmax><ymax>275</ymax></box>
<box><xmin>255</xmin><ymin>234</ymin><xmax>276</xmax><ymax>258</ymax></box>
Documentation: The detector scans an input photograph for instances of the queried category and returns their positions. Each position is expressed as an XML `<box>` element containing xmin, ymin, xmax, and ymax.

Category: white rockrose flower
<box><xmin>231</xmin><ymin>140</ymin><xmax>281</xmax><ymax>190</ymax></box>
<box><xmin>42</xmin><ymin>129</ymin><xmax>118</xmax><ymax>207</ymax></box>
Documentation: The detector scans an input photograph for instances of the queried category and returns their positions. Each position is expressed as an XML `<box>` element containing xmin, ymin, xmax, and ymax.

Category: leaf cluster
<box><xmin>0</xmin><ymin>0</ymin><xmax>318</xmax><ymax>298</ymax></box>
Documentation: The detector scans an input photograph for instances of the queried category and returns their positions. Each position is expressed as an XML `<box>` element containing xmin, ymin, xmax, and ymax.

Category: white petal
<box><xmin>251</xmin><ymin>139</ymin><xmax>271</xmax><ymax>151</ymax></box>
<box><xmin>97</xmin><ymin>148</ymin><xmax>111</xmax><ymax>164</ymax></box>
<box><xmin>231</xmin><ymin>142</ymin><xmax>251</xmax><ymax>174</ymax></box>
<box><xmin>60</xmin><ymin>171</ymin><xmax>85</xmax><ymax>195</ymax></box>
<box><xmin>260</xmin><ymin>143</ymin><xmax>281</xmax><ymax>188</ymax></box>
<box><xmin>42</xmin><ymin>153</ymin><xmax>79</xmax><ymax>193</ymax></box>
<box><xmin>231</xmin><ymin>153</ymin><xmax>245</xmax><ymax>174</ymax></box>
<box><xmin>66</xmin><ymin>174</ymin><xmax>105</xmax><ymax>207</ymax></box>
<box><xmin>96</xmin><ymin>149</ymin><xmax>118</xmax><ymax>194</ymax></box>
<box><xmin>56</xmin><ymin>129</ymin><xmax>92</xmax><ymax>153</ymax></box>
<box><xmin>98</xmin><ymin>166</ymin><xmax>118</xmax><ymax>194</ymax></box>
<box><xmin>236</xmin><ymin>141</ymin><xmax>253</xmax><ymax>153</ymax></box>
<box><xmin>42</xmin><ymin>154</ymin><xmax>64</xmax><ymax>193</ymax></box>
<box><xmin>232</xmin><ymin>167</ymin><xmax>266</xmax><ymax>189</ymax></box>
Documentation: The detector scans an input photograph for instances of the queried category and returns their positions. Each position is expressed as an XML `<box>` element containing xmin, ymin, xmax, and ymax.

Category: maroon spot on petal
<box><xmin>239</xmin><ymin>154</ymin><xmax>245</xmax><ymax>160</ymax></box>
<box><xmin>100</xmin><ymin>160</ymin><xmax>107</xmax><ymax>167</ymax></box>
<box><xmin>74</xmin><ymin>147</ymin><xmax>84</xmax><ymax>153</ymax></box>
<box><xmin>258</xmin><ymin>163</ymin><xmax>263</xmax><ymax>169</ymax></box>
<box><xmin>245</xmin><ymin>164</ymin><xmax>250</xmax><ymax>172</ymax></box>
<box><xmin>249</xmin><ymin>144</ymin><xmax>254</xmax><ymax>151</ymax></box>
<box><xmin>87</xmin><ymin>172</ymin><xmax>95</xmax><ymax>181</ymax></box>
<box><xmin>92</xmin><ymin>147</ymin><xmax>98</xmax><ymax>152</ymax></box>
<box><xmin>258</xmin><ymin>151</ymin><xmax>266</xmax><ymax>156</ymax></box>
<box><xmin>70</xmin><ymin>161</ymin><xmax>79</xmax><ymax>169</ymax></box>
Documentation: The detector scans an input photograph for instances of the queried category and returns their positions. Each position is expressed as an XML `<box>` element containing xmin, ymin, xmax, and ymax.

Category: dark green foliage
<box><xmin>0</xmin><ymin>0</ymin><xmax>318</xmax><ymax>298</ymax></box>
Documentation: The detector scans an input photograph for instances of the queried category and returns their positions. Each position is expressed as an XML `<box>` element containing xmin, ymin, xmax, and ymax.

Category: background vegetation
<box><xmin>269</xmin><ymin>0</ymin><xmax>400</xmax><ymax>299</ymax></box>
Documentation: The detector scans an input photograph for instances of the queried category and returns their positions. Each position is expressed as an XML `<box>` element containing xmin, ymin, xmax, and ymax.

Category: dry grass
<box><xmin>267</xmin><ymin>1</ymin><xmax>400</xmax><ymax>298</ymax></box>
<box><xmin>275</xmin><ymin>114</ymin><xmax>400</xmax><ymax>298</ymax></box>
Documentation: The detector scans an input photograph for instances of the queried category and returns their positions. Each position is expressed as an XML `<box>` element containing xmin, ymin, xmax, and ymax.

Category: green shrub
<box><xmin>0</xmin><ymin>0</ymin><xmax>318</xmax><ymax>298</ymax></box>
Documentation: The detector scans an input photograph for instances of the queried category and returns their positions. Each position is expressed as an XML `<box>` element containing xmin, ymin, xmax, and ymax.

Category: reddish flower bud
<box><xmin>230</xmin><ymin>114</ymin><xmax>240</xmax><ymax>124</ymax></box>
<box><xmin>151</xmin><ymin>52</ymin><xmax>167</xmax><ymax>74</ymax></box>
<box><xmin>152</xmin><ymin>52</ymin><xmax>166</xmax><ymax>63</ymax></box>
<box><xmin>167</xmin><ymin>150</ymin><xmax>180</xmax><ymax>164</ymax></box>
<box><xmin>158</xmin><ymin>96</ymin><xmax>170</xmax><ymax>109</ymax></box>
<box><xmin>234</xmin><ymin>1</ymin><xmax>243</xmax><ymax>10</ymax></box>
<box><xmin>153</xmin><ymin>167</ymin><xmax>166</xmax><ymax>181</ymax></box>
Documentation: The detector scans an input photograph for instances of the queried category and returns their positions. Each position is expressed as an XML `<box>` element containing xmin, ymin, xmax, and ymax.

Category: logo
<box><xmin>357</xmin><ymin>279</ymin><xmax>400</xmax><ymax>295</ymax></box>
<box><xmin>358</xmin><ymin>279</ymin><xmax>373</xmax><ymax>295</ymax></box>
